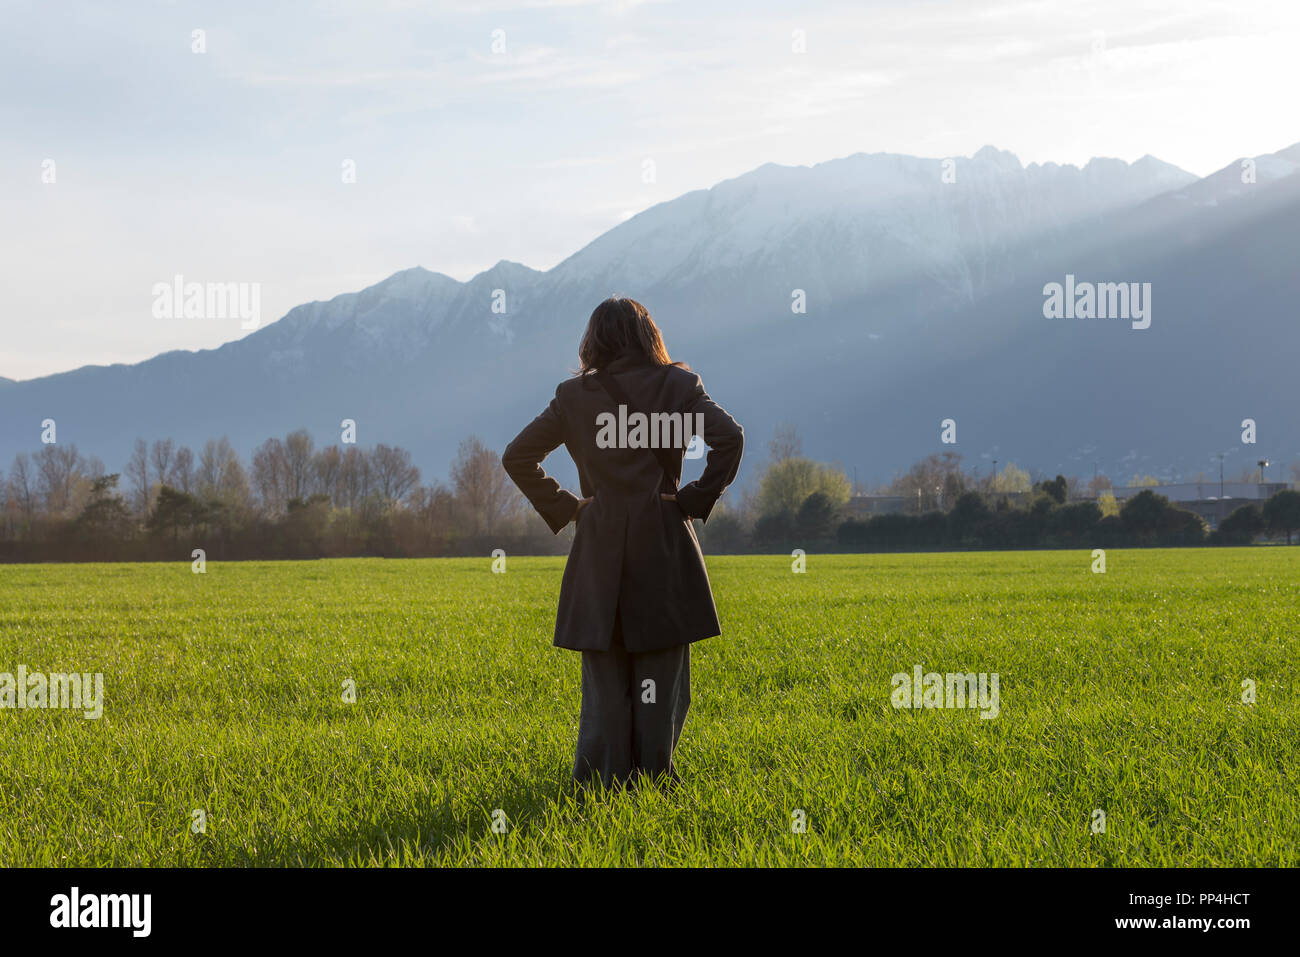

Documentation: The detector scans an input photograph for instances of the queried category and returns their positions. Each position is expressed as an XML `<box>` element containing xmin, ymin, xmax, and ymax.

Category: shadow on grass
<box><xmin>296</xmin><ymin>767</ymin><xmax>682</xmax><ymax>866</ymax></box>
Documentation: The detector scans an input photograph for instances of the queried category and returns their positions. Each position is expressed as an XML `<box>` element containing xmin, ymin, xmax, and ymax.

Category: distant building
<box><xmin>849</xmin><ymin>481</ymin><xmax>1290</xmax><ymax>529</ymax></box>
<box><xmin>849</xmin><ymin>489</ymin><xmax>1032</xmax><ymax>517</ymax></box>
<box><xmin>1108</xmin><ymin>481</ymin><xmax>1289</xmax><ymax>530</ymax></box>
<box><xmin>1109</xmin><ymin>481</ymin><xmax>1288</xmax><ymax>503</ymax></box>
<box><xmin>846</xmin><ymin>494</ymin><xmax>907</xmax><ymax>517</ymax></box>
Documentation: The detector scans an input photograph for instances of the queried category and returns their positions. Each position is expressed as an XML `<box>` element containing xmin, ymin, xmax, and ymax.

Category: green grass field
<box><xmin>1</xmin><ymin>549</ymin><xmax>1296</xmax><ymax>866</ymax></box>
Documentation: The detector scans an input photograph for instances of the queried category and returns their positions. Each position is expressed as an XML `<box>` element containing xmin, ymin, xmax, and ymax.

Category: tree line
<box><xmin>2</xmin><ymin>424</ymin><xmax>1298</xmax><ymax>562</ymax></box>
<box><xmin>0</xmin><ymin>431</ymin><xmax>558</xmax><ymax>562</ymax></box>
<box><xmin>688</xmin><ymin>427</ymin><xmax>1300</xmax><ymax>552</ymax></box>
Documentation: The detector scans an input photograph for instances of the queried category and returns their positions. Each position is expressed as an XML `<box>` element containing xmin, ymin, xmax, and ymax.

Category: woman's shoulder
<box><xmin>555</xmin><ymin>373</ymin><xmax>600</xmax><ymax>399</ymax></box>
<box><xmin>663</xmin><ymin>363</ymin><xmax>704</xmax><ymax>391</ymax></box>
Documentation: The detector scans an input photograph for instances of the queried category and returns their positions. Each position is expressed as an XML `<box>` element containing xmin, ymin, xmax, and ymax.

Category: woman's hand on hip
<box><xmin>573</xmin><ymin>496</ymin><xmax>594</xmax><ymax>523</ymax></box>
<box><xmin>661</xmin><ymin>493</ymin><xmax>686</xmax><ymax>517</ymax></box>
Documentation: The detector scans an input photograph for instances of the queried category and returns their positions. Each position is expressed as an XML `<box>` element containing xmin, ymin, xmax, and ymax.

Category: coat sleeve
<box><xmin>674</xmin><ymin>374</ymin><xmax>743</xmax><ymax>523</ymax></box>
<box><xmin>502</xmin><ymin>388</ymin><xmax>582</xmax><ymax>534</ymax></box>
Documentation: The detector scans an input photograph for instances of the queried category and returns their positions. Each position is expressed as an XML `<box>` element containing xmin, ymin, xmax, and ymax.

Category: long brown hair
<box><xmin>577</xmin><ymin>297</ymin><xmax>687</xmax><ymax>374</ymax></box>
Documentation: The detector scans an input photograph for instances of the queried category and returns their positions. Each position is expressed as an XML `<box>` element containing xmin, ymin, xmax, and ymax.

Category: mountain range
<box><xmin>3</xmin><ymin>142</ymin><xmax>1299</xmax><ymax>492</ymax></box>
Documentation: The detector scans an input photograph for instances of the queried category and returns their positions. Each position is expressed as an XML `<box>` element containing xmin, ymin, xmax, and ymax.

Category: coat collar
<box><xmin>603</xmin><ymin>351</ymin><xmax>652</xmax><ymax>373</ymax></box>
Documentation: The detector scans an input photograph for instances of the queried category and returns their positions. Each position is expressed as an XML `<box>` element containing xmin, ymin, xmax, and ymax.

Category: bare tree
<box><xmin>338</xmin><ymin>446</ymin><xmax>370</xmax><ymax>510</ymax></box>
<box><xmin>150</xmin><ymin>439</ymin><xmax>175</xmax><ymax>489</ymax></box>
<box><xmin>125</xmin><ymin>438</ymin><xmax>150</xmax><ymax>517</ymax></box>
<box><xmin>6</xmin><ymin>453</ymin><xmax>38</xmax><ymax>533</ymax></box>
<box><xmin>409</xmin><ymin>481</ymin><xmax>458</xmax><ymax>548</ymax></box>
<box><xmin>252</xmin><ymin>437</ymin><xmax>289</xmax><ymax>514</ymax></box>
<box><xmin>451</xmin><ymin>436</ymin><xmax>519</xmax><ymax>536</ymax></box>
<box><xmin>1086</xmin><ymin>473</ymin><xmax>1112</xmax><ymax>495</ymax></box>
<box><xmin>36</xmin><ymin>444</ymin><xmax>86</xmax><ymax>517</ymax></box>
<box><xmin>768</xmin><ymin>423</ymin><xmax>802</xmax><ymax>464</ymax></box>
<box><xmin>284</xmin><ymin>429</ymin><xmax>316</xmax><ymax>501</ymax></box>
<box><xmin>370</xmin><ymin>444</ymin><xmax>420</xmax><ymax>507</ymax></box>
<box><xmin>198</xmin><ymin>437</ymin><xmax>251</xmax><ymax>507</ymax></box>
<box><xmin>313</xmin><ymin>446</ymin><xmax>342</xmax><ymax>505</ymax></box>
<box><xmin>171</xmin><ymin>446</ymin><xmax>195</xmax><ymax>494</ymax></box>
<box><xmin>888</xmin><ymin>451</ymin><xmax>968</xmax><ymax>511</ymax></box>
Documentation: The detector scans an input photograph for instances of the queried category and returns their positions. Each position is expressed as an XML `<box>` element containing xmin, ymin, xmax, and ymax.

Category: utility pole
<box><xmin>1219</xmin><ymin>452</ymin><xmax>1225</xmax><ymax>529</ymax></box>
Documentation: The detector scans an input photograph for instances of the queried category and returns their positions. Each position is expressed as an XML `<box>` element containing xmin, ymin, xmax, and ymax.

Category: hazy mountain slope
<box><xmin>764</xmin><ymin>168</ymin><xmax>1300</xmax><ymax>487</ymax></box>
<box><xmin>2</xmin><ymin>144</ymin><xmax>1294</xmax><ymax>493</ymax></box>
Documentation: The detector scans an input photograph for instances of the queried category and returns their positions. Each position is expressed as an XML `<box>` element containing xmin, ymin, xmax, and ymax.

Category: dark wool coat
<box><xmin>502</xmin><ymin>353</ymin><xmax>744</xmax><ymax>653</ymax></box>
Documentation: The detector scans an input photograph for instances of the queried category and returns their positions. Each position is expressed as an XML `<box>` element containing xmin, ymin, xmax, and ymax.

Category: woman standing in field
<box><xmin>503</xmin><ymin>298</ymin><xmax>744</xmax><ymax>789</ymax></box>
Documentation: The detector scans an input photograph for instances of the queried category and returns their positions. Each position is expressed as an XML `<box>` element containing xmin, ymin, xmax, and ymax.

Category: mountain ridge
<box><xmin>3</xmin><ymin>141</ymin><xmax>1297</xmax><ymax>490</ymax></box>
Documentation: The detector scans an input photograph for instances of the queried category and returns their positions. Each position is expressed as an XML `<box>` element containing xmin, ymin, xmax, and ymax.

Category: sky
<box><xmin>2</xmin><ymin>0</ymin><xmax>1298</xmax><ymax>380</ymax></box>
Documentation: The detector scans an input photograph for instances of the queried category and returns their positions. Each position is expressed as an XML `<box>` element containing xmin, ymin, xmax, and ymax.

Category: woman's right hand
<box><xmin>573</xmin><ymin>496</ymin><xmax>594</xmax><ymax>523</ymax></box>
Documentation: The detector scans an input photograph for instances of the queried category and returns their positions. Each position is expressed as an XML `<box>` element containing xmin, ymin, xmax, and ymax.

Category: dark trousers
<box><xmin>572</xmin><ymin>619</ymin><xmax>691</xmax><ymax>789</ymax></box>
